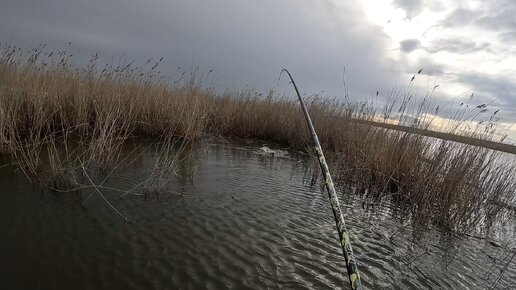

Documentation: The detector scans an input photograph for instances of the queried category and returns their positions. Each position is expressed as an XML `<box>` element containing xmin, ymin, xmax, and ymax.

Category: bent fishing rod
<box><xmin>281</xmin><ymin>69</ymin><xmax>362</xmax><ymax>290</ymax></box>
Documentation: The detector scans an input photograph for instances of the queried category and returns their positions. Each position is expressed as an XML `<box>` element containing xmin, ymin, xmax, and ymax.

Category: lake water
<box><xmin>0</xmin><ymin>139</ymin><xmax>515</xmax><ymax>289</ymax></box>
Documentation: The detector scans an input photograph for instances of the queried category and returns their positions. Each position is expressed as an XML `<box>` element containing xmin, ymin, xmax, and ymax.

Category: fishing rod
<box><xmin>281</xmin><ymin>69</ymin><xmax>362</xmax><ymax>290</ymax></box>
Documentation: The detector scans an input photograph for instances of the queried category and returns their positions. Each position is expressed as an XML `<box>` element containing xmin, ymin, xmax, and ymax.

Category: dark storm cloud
<box><xmin>393</xmin><ymin>0</ymin><xmax>424</xmax><ymax>19</ymax></box>
<box><xmin>0</xmin><ymin>0</ymin><xmax>401</xmax><ymax>99</ymax></box>
<box><xmin>1</xmin><ymin>0</ymin><xmax>516</xmax><ymax>124</ymax></box>
<box><xmin>425</xmin><ymin>38</ymin><xmax>490</xmax><ymax>54</ymax></box>
<box><xmin>400</xmin><ymin>39</ymin><xmax>420</xmax><ymax>53</ymax></box>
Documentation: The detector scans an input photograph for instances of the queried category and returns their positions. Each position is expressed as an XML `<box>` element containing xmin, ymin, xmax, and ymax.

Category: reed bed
<box><xmin>0</xmin><ymin>45</ymin><xmax>514</xmax><ymax>235</ymax></box>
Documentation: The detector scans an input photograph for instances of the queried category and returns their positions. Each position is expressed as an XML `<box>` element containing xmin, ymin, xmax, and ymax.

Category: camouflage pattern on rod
<box><xmin>281</xmin><ymin>69</ymin><xmax>362</xmax><ymax>290</ymax></box>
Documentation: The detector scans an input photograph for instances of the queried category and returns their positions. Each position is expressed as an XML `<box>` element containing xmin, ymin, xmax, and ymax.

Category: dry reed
<box><xmin>0</xmin><ymin>44</ymin><xmax>514</xmax><ymax>235</ymax></box>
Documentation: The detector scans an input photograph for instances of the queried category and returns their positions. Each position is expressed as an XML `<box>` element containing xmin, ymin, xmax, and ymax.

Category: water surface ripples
<box><xmin>0</xmin><ymin>141</ymin><xmax>515</xmax><ymax>289</ymax></box>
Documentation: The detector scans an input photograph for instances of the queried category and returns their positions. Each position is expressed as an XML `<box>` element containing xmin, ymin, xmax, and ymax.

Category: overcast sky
<box><xmin>1</xmin><ymin>0</ymin><xmax>515</xmax><ymax>141</ymax></box>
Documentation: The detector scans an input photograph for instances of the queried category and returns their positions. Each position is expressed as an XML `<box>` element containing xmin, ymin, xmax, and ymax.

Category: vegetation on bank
<box><xmin>0</xmin><ymin>44</ymin><xmax>514</xmax><ymax>235</ymax></box>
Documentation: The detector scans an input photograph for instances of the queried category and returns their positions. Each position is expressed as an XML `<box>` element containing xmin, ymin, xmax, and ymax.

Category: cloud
<box><xmin>475</xmin><ymin>7</ymin><xmax>516</xmax><ymax>30</ymax></box>
<box><xmin>498</xmin><ymin>31</ymin><xmax>516</xmax><ymax>43</ymax></box>
<box><xmin>441</xmin><ymin>1</ymin><xmax>516</xmax><ymax>32</ymax></box>
<box><xmin>441</xmin><ymin>8</ymin><xmax>480</xmax><ymax>27</ymax></box>
<box><xmin>0</xmin><ymin>0</ymin><xmax>401</xmax><ymax>99</ymax></box>
<box><xmin>454</xmin><ymin>72</ymin><xmax>516</xmax><ymax>118</ymax></box>
<box><xmin>426</xmin><ymin>0</ymin><xmax>446</xmax><ymax>12</ymax></box>
<box><xmin>386</xmin><ymin>54</ymin><xmax>444</xmax><ymax>79</ymax></box>
<box><xmin>410</xmin><ymin>57</ymin><xmax>444</xmax><ymax>76</ymax></box>
<box><xmin>393</xmin><ymin>0</ymin><xmax>424</xmax><ymax>18</ymax></box>
<box><xmin>400</xmin><ymin>39</ymin><xmax>420</xmax><ymax>53</ymax></box>
<box><xmin>425</xmin><ymin>38</ymin><xmax>490</xmax><ymax>54</ymax></box>
<box><xmin>1</xmin><ymin>0</ymin><xmax>516</xmax><ymax>125</ymax></box>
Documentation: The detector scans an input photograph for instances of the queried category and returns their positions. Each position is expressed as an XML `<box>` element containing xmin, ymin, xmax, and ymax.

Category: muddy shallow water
<box><xmin>0</xmin><ymin>140</ymin><xmax>515</xmax><ymax>289</ymax></box>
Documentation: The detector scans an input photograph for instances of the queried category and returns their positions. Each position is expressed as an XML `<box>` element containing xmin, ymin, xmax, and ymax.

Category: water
<box><xmin>0</xmin><ymin>140</ymin><xmax>515</xmax><ymax>289</ymax></box>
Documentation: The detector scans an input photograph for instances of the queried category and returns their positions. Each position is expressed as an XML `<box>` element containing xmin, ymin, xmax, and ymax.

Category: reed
<box><xmin>0</xmin><ymin>44</ymin><xmax>514</xmax><ymax>235</ymax></box>
<box><xmin>142</xmin><ymin>133</ymin><xmax>195</xmax><ymax>198</ymax></box>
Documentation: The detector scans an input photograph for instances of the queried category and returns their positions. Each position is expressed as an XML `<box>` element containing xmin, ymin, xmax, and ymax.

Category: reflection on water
<box><xmin>0</xmin><ymin>140</ymin><xmax>515</xmax><ymax>289</ymax></box>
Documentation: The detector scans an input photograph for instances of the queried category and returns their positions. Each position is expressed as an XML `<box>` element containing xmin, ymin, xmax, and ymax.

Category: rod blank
<box><xmin>281</xmin><ymin>69</ymin><xmax>362</xmax><ymax>290</ymax></box>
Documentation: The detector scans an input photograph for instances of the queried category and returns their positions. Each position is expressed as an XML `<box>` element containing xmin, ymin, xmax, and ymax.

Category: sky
<box><xmin>1</xmin><ymin>0</ymin><xmax>515</xmax><ymax>142</ymax></box>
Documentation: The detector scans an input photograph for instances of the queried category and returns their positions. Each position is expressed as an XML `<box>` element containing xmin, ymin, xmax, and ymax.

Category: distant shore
<box><xmin>355</xmin><ymin>119</ymin><xmax>516</xmax><ymax>154</ymax></box>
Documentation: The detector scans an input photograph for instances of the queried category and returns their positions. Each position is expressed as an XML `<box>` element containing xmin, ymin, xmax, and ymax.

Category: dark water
<box><xmin>1</xmin><ymin>140</ymin><xmax>515</xmax><ymax>289</ymax></box>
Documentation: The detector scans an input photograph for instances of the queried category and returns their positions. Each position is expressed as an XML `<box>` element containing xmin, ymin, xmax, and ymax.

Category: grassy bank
<box><xmin>0</xmin><ymin>45</ymin><xmax>515</xmax><ymax>235</ymax></box>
